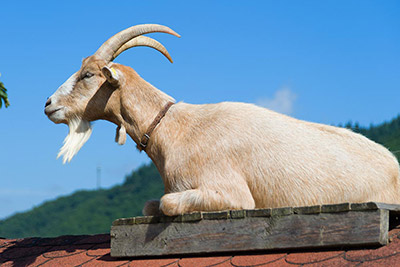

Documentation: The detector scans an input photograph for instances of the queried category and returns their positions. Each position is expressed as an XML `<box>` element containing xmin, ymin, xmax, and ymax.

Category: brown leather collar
<box><xmin>139</xmin><ymin>101</ymin><xmax>174</xmax><ymax>151</ymax></box>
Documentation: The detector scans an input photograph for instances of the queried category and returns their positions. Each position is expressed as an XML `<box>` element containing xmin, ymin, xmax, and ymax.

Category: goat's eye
<box><xmin>83</xmin><ymin>72</ymin><xmax>94</xmax><ymax>79</ymax></box>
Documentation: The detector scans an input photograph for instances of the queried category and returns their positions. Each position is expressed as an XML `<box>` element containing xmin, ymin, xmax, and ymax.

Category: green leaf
<box><xmin>0</xmin><ymin>79</ymin><xmax>9</xmax><ymax>108</ymax></box>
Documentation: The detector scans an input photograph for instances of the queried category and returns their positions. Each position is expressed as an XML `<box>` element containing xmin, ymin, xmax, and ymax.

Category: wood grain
<box><xmin>111</xmin><ymin>203</ymin><xmax>393</xmax><ymax>257</ymax></box>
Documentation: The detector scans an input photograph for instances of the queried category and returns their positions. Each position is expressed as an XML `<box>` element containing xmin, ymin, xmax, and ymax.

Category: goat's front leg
<box><xmin>160</xmin><ymin>187</ymin><xmax>255</xmax><ymax>216</ymax></box>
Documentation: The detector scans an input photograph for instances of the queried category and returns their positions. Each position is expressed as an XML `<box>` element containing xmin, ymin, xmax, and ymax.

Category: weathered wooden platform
<box><xmin>110</xmin><ymin>202</ymin><xmax>400</xmax><ymax>257</ymax></box>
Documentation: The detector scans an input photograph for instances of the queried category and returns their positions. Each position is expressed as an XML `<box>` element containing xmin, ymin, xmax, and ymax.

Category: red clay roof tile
<box><xmin>178</xmin><ymin>255</ymin><xmax>232</xmax><ymax>267</ymax></box>
<box><xmin>1</xmin><ymin>245</ymin><xmax>51</xmax><ymax>260</ymax></box>
<box><xmin>83</xmin><ymin>255</ymin><xmax>131</xmax><ymax>267</ymax></box>
<box><xmin>15</xmin><ymin>235</ymin><xmax>81</xmax><ymax>247</ymax></box>
<box><xmin>86</xmin><ymin>242</ymin><xmax>110</xmax><ymax>257</ymax></box>
<box><xmin>357</xmin><ymin>255</ymin><xmax>400</xmax><ymax>267</ymax></box>
<box><xmin>305</xmin><ymin>256</ymin><xmax>355</xmax><ymax>267</ymax></box>
<box><xmin>74</xmin><ymin>234</ymin><xmax>110</xmax><ymax>245</ymax></box>
<box><xmin>43</xmin><ymin>244</ymin><xmax>94</xmax><ymax>258</ymax></box>
<box><xmin>258</xmin><ymin>257</ymin><xmax>293</xmax><ymax>267</ymax></box>
<box><xmin>0</xmin><ymin>254</ymin><xmax>50</xmax><ymax>267</ymax></box>
<box><xmin>40</xmin><ymin>250</ymin><xmax>96</xmax><ymax>266</ymax></box>
<box><xmin>1</xmin><ymin>226</ymin><xmax>400</xmax><ymax>266</ymax></box>
<box><xmin>230</xmin><ymin>253</ymin><xmax>287</xmax><ymax>266</ymax></box>
<box><xmin>285</xmin><ymin>250</ymin><xmax>344</xmax><ymax>265</ymax></box>
<box><xmin>128</xmin><ymin>258</ymin><xmax>180</xmax><ymax>267</ymax></box>
<box><xmin>345</xmin><ymin>235</ymin><xmax>400</xmax><ymax>262</ymax></box>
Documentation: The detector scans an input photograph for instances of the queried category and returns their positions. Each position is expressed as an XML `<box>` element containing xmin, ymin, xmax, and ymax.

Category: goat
<box><xmin>45</xmin><ymin>24</ymin><xmax>400</xmax><ymax>216</ymax></box>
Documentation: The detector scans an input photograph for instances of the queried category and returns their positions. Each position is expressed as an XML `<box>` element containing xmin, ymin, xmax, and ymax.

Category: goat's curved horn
<box><xmin>95</xmin><ymin>24</ymin><xmax>180</xmax><ymax>62</ymax></box>
<box><xmin>112</xmin><ymin>36</ymin><xmax>174</xmax><ymax>63</ymax></box>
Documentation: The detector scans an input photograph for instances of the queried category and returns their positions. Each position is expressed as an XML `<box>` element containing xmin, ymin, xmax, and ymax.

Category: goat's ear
<box><xmin>102</xmin><ymin>66</ymin><xmax>120</xmax><ymax>86</ymax></box>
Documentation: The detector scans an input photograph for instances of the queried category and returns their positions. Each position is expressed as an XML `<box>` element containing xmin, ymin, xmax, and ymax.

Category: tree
<box><xmin>0</xmin><ymin>74</ymin><xmax>10</xmax><ymax>109</ymax></box>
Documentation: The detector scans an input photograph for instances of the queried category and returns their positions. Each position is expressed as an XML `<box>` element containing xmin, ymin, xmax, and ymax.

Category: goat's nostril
<box><xmin>45</xmin><ymin>98</ymin><xmax>51</xmax><ymax>107</ymax></box>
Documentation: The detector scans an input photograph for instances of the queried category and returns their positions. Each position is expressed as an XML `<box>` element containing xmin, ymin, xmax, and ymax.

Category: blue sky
<box><xmin>0</xmin><ymin>1</ymin><xmax>399</xmax><ymax>219</ymax></box>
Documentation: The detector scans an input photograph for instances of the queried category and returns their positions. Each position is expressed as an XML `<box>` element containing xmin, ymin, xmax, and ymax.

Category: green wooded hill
<box><xmin>0</xmin><ymin>163</ymin><xmax>164</xmax><ymax>238</ymax></box>
<box><xmin>1</xmin><ymin>115</ymin><xmax>400</xmax><ymax>238</ymax></box>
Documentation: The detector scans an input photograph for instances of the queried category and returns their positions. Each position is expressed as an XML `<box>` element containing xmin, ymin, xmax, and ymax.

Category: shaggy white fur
<box><xmin>57</xmin><ymin>118</ymin><xmax>92</xmax><ymax>163</ymax></box>
<box><xmin>115</xmin><ymin>125</ymin><xmax>127</xmax><ymax>145</ymax></box>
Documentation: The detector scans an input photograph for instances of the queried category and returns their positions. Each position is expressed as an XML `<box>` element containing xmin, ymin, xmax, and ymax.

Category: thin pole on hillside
<box><xmin>97</xmin><ymin>166</ymin><xmax>101</xmax><ymax>189</ymax></box>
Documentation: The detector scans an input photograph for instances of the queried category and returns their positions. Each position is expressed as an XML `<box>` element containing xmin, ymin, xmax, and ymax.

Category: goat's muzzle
<box><xmin>44</xmin><ymin>99</ymin><xmax>66</xmax><ymax>124</ymax></box>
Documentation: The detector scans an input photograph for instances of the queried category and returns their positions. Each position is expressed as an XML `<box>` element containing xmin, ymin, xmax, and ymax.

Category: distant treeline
<box><xmin>1</xmin><ymin>115</ymin><xmax>400</xmax><ymax>238</ymax></box>
<box><xmin>0</xmin><ymin>163</ymin><xmax>164</xmax><ymax>238</ymax></box>
<box><xmin>342</xmin><ymin>116</ymin><xmax>400</xmax><ymax>158</ymax></box>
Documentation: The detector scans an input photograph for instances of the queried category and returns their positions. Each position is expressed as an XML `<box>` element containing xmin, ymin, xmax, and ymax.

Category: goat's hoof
<box><xmin>142</xmin><ymin>199</ymin><xmax>162</xmax><ymax>216</ymax></box>
<box><xmin>159</xmin><ymin>194</ymin><xmax>186</xmax><ymax>216</ymax></box>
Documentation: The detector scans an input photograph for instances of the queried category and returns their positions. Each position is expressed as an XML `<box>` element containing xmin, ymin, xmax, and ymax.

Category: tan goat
<box><xmin>45</xmin><ymin>24</ymin><xmax>400</xmax><ymax>216</ymax></box>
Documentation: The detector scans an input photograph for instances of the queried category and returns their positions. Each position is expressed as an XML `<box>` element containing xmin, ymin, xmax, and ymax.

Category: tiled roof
<box><xmin>1</xmin><ymin>223</ymin><xmax>400</xmax><ymax>267</ymax></box>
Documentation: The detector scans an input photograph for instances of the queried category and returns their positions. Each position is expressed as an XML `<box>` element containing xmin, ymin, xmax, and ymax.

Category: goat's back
<box><xmin>157</xmin><ymin>102</ymin><xmax>400</xmax><ymax>207</ymax></box>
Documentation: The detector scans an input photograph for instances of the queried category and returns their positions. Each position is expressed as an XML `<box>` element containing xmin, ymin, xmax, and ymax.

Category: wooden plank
<box><xmin>375</xmin><ymin>202</ymin><xmax>400</xmax><ymax>214</ymax></box>
<box><xmin>110</xmin><ymin>204</ymin><xmax>391</xmax><ymax>257</ymax></box>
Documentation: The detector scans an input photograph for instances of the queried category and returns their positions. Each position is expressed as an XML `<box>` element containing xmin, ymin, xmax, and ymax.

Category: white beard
<box><xmin>57</xmin><ymin>118</ymin><xmax>92</xmax><ymax>163</ymax></box>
